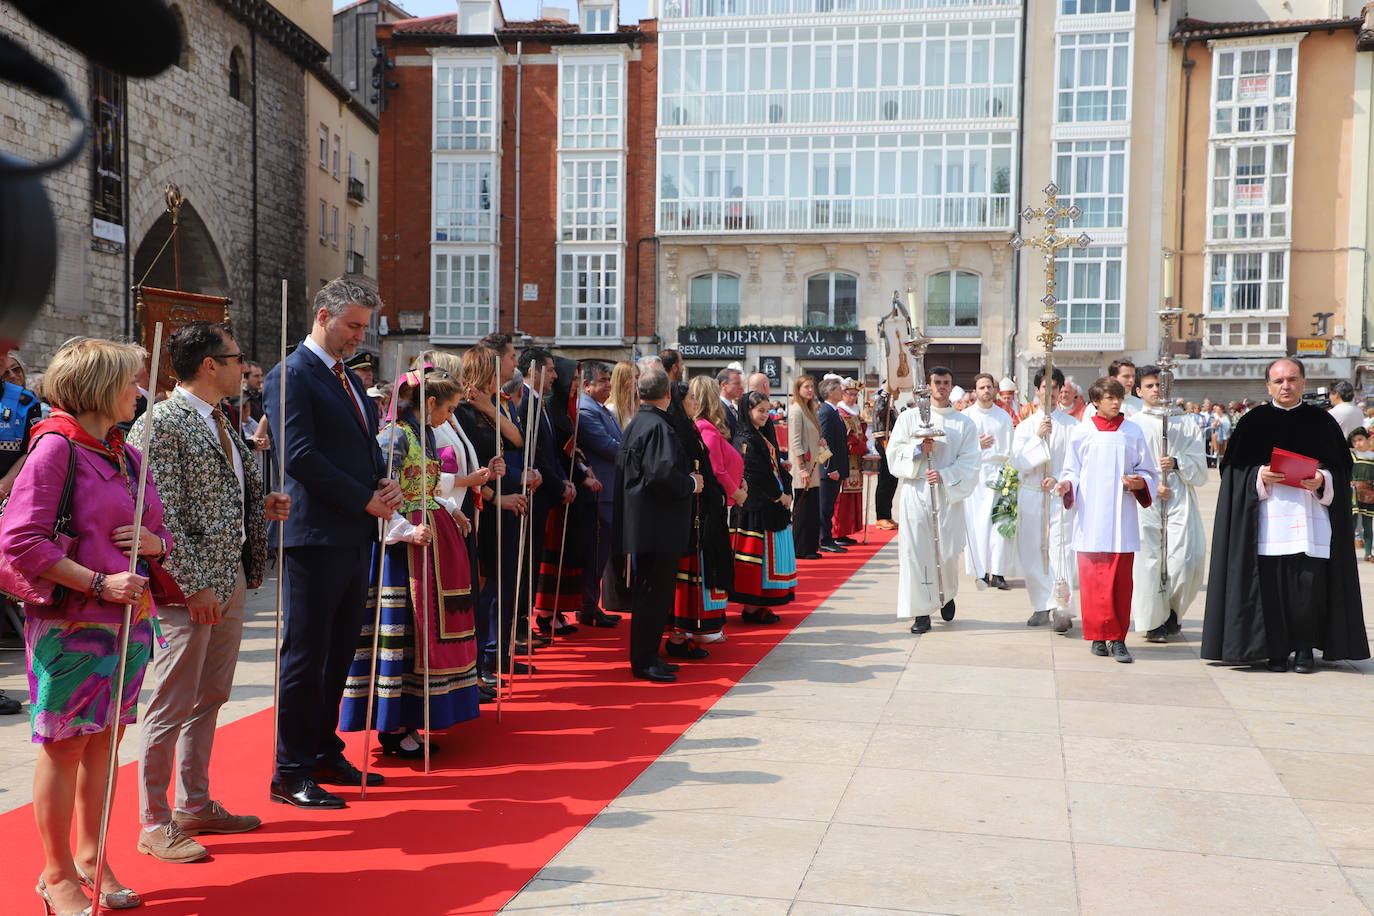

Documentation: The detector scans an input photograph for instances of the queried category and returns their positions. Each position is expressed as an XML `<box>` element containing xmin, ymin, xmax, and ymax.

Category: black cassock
<box><xmin>1201</xmin><ymin>403</ymin><xmax>1369</xmax><ymax>663</ymax></box>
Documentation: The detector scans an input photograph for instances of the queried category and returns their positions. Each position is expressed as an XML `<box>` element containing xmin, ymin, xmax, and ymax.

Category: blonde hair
<box><xmin>44</xmin><ymin>337</ymin><xmax>146</xmax><ymax>419</ymax></box>
<box><xmin>606</xmin><ymin>360</ymin><xmax>638</xmax><ymax>428</ymax></box>
<box><xmin>418</xmin><ymin>348</ymin><xmax>462</xmax><ymax>377</ymax></box>
<box><xmin>461</xmin><ymin>346</ymin><xmax>498</xmax><ymax>397</ymax></box>
<box><xmin>688</xmin><ymin>375</ymin><xmax>728</xmax><ymax>437</ymax></box>
<box><xmin>791</xmin><ymin>374</ymin><xmax>821</xmax><ymax>432</ymax></box>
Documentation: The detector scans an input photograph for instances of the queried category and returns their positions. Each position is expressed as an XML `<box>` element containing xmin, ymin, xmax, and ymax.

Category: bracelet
<box><xmin>92</xmin><ymin>572</ymin><xmax>106</xmax><ymax>599</ymax></box>
<box><xmin>88</xmin><ymin>570</ymin><xmax>99</xmax><ymax>596</ymax></box>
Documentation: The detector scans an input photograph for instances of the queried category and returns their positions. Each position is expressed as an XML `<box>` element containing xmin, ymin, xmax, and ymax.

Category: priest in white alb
<box><xmin>962</xmin><ymin>372</ymin><xmax>1014</xmax><ymax>590</ymax></box>
<box><xmin>1130</xmin><ymin>365</ymin><xmax>1207</xmax><ymax>643</ymax></box>
<box><xmin>1057</xmin><ymin>377</ymin><xmax>1158</xmax><ymax>664</ymax></box>
<box><xmin>1009</xmin><ymin>367</ymin><xmax>1078</xmax><ymax>630</ymax></box>
<box><xmin>888</xmin><ymin>366</ymin><xmax>980</xmax><ymax>634</ymax></box>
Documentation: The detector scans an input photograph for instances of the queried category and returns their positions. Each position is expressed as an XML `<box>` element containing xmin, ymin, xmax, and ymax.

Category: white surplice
<box><xmin>1129</xmin><ymin>411</ymin><xmax>1208</xmax><ymax>632</ymax></box>
<box><xmin>888</xmin><ymin>404</ymin><xmax>980</xmax><ymax>618</ymax></box>
<box><xmin>1009</xmin><ymin>409</ymin><xmax>1079</xmax><ymax>613</ymax></box>
<box><xmin>960</xmin><ymin>402</ymin><xmax>1015</xmax><ymax>580</ymax></box>
<box><xmin>1061</xmin><ymin>418</ymin><xmax>1158</xmax><ymax>554</ymax></box>
<box><xmin>1083</xmin><ymin>395</ymin><xmax>1143</xmax><ymax>422</ymax></box>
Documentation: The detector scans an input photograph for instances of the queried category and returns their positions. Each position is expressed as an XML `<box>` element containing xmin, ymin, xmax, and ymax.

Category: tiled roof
<box><xmin>391</xmin><ymin>14</ymin><xmax>638</xmax><ymax>36</ymax></box>
<box><xmin>1173</xmin><ymin>16</ymin><xmax>1362</xmax><ymax>40</ymax></box>
<box><xmin>392</xmin><ymin>13</ymin><xmax>457</xmax><ymax>34</ymax></box>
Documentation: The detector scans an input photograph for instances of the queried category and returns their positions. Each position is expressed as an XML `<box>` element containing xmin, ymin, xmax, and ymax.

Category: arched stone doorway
<box><xmin>132</xmin><ymin>199</ymin><xmax>230</xmax><ymax>298</ymax></box>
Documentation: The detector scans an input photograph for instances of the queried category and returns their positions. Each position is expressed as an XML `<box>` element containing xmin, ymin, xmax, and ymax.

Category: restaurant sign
<box><xmin>678</xmin><ymin>326</ymin><xmax>867</xmax><ymax>359</ymax></box>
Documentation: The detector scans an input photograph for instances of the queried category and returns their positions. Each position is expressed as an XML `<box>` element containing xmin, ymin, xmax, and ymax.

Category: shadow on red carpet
<box><xmin>0</xmin><ymin>532</ymin><xmax>893</xmax><ymax>915</ymax></box>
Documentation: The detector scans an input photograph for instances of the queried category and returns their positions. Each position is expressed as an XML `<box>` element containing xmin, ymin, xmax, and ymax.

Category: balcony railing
<box><xmin>661</xmin><ymin>86</ymin><xmax>1016</xmax><ymax>127</ymax></box>
<box><xmin>347</xmin><ymin>177</ymin><xmax>366</xmax><ymax>204</ymax></box>
<box><xmin>659</xmin><ymin>195</ymin><xmax>1011</xmax><ymax>234</ymax></box>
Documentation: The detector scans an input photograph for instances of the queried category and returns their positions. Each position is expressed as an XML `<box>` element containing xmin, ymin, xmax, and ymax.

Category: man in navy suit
<box><xmin>817</xmin><ymin>377</ymin><xmax>850</xmax><ymax>554</ymax></box>
<box><xmin>716</xmin><ymin>367</ymin><xmax>743</xmax><ymax>443</ymax></box>
<box><xmin>576</xmin><ymin>360</ymin><xmax>623</xmax><ymax>627</ymax></box>
<box><xmin>264</xmin><ymin>279</ymin><xmax>400</xmax><ymax>809</ymax></box>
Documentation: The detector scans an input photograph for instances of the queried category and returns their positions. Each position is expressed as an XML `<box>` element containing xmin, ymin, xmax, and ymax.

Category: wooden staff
<box><xmin>359</xmin><ymin>341</ymin><xmax>403</xmax><ymax>798</ymax></box>
<box><xmin>91</xmin><ymin>322</ymin><xmax>163</xmax><ymax>916</ymax></box>
<box><xmin>271</xmin><ymin>281</ymin><xmax>287</xmax><ymax>777</ymax></box>
<box><xmin>507</xmin><ymin>363</ymin><xmax>540</xmax><ymax>694</ymax></box>
<box><xmin>549</xmin><ymin>371</ymin><xmax>582</xmax><ymax>644</ymax></box>
<box><xmin>418</xmin><ymin>367</ymin><xmax>433</xmax><ymax>773</ymax></box>
<box><xmin>494</xmin><ymin>381</ymin><xmax>506</xmax><ymax>720</ymax></box>
<box><xmin>523</xmin><ymin>365</ymin><xmax>549</xmax><ymax>678</ymax></box>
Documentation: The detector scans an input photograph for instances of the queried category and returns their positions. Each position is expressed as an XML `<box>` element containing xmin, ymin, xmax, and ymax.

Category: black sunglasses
<box><xmin>211</xmin><ymin>352</ymin><xmax>246</xmax><ymax>364</ymax></box>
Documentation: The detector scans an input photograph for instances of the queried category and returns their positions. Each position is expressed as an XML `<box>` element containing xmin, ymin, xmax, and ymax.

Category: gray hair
<box><xmin>581</xmin><ymin>360</ymin><xmax>611</xmax><ymax>385</ymax></box>
<box><xmin>715</xmin><ymin>367</ymin><xmax>741</xmax><ymax>386</ymax></box>
<box><xmin>638</xmin><ymin>365</ymin><xmax>670</xmax><ymax>401</ymax></box>
<box><xmin>819</xmin><ymin>377</ymin><xmax>842</xmax><ymax>399</ymax></box>
<box><xmin>1333</xmin><ymin>379</ymin><xmax>1355</xmax><ymax>402</ymax></box>
<box><xmin>637</xmin><ymin>355</ymin><xmax>663</xmax><ymax>373</ymax></box>
<box><xmin>314</xmin><ymin>277</ymin><xmax>383</xmax><ymax>319</ymax></box>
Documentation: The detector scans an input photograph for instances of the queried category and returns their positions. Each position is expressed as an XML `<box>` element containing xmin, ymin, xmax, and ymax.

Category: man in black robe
<box><xmin>616</xmin><ymin>365</ymin><xmax>703</xmax><ymax>682</ymax></box>
<box><xmin>1202</xmin><ymin>357</ymin><xmax>1368</xmax><ymax>672</ymax></box>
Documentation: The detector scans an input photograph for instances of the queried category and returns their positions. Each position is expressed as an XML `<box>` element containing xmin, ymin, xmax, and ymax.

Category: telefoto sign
<box><xmin>678</xmin><ymin>327</ymin><xmax>867</xmax><ymax>360</ymax></box>
<box><xmin>1172</xmin><ymin>358</ymin><xmax>1352</xmax><ymax>379</ymax></box>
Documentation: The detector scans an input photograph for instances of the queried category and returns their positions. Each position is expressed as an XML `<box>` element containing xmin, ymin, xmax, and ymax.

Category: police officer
<box><xmin>0</xmin><ymin>351</ymin><xmax>41</xmax><ymax>715</ymax></box>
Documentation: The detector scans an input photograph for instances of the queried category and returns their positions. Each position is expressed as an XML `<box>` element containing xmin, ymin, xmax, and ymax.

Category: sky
<box><xmin>334</xmin><ymin>0</ymin><xmax>653</xmax><ymax>24</ymax></box>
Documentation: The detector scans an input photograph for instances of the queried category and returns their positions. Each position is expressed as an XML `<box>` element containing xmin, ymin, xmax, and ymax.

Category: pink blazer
<box><xmin>696</xmin><ymin>418</ymin><xmax>744</xmax><ymax>505</ymax></box>
<box><xmin>0</xmin><ymin>433</ymin><xmax>172</xmax><ymax>623</ymax></box>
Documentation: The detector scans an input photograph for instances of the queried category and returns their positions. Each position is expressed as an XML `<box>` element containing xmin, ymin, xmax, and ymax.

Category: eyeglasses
<box><xmin>211</xmin><ymin>353</ymin><xmax>246</xmax><ymax>364</ymax></box>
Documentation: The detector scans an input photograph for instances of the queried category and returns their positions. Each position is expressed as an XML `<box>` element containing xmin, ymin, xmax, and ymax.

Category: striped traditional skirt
<box><xmin>535</xmin><ymin>502</ymin><xmax>584</xmax><ymax>614</ymax></box>
<box><xmin>729</xmin><ymin>524</ymin><xmax>798</xmax><ymax>607</ymax></box>
<box><xmin>672</xmin><ymin>550</ymin><xmax>729</xmax><ymax>634</ymax></box>
<box><xmin>340</xmin><ymin>508</ymin><xmax>480</xmax><ymax>734</ymax></box>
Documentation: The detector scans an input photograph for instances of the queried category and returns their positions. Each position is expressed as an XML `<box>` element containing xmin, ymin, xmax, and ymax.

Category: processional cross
<box><xmin>1009</xmin><ymin>182</ymin><xmax>1091</xmax><ymax>572</ymax></box>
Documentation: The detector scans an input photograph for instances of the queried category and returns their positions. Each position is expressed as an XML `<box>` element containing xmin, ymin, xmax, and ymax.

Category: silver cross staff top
<box><xmin>1009</xmin><ymin>181</ymin><xmax>1093</xmax><ymax>356</ymax></box>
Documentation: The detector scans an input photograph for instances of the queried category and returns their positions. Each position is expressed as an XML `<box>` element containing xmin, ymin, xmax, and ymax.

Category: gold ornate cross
<box><xmin>1009</xmin><ymin>182</ymin><xmax>1092</xmax><ymax>376</ymax></box>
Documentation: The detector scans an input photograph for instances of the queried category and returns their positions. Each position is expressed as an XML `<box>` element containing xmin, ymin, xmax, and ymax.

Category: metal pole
<box><xmin>271</xmin><ymin>282</ymin><xmax>287</xmax><ymax>777</ymax></box>
<box><xmin>418</xmin><ymin>367</ymin><xmax>432</xmax><ymax>774</ymax></box>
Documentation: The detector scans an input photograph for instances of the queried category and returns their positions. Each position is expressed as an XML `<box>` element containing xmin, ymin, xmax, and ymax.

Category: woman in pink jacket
<box><xmin>0</xmin><ymin>338</ymin><xmax>173</xmax><ymax>915</ymax></box>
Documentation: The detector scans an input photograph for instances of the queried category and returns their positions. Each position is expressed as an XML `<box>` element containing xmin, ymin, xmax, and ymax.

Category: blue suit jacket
<box><xmin>264</xmin><ymin>346</ymin><xmax>385</xmax><ymax>548</ymax></box>
<box><xmin>818</xmin><ymin>402</ymin><xmax>849</xmax><ymax>479</ymax></box>
<box><xmin>577</xmin><ymin>392</ymin><xmax>622</xmax><ymax>504</ymax></box>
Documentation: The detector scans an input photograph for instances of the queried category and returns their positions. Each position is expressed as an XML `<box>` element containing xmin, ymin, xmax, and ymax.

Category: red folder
<box><xmin>1270</xmin><ymin>447</ymin><xmax>1319</xmax><ymax>488</ymax></box>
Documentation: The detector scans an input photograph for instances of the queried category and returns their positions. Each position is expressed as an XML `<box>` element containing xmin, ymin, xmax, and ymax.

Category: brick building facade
<box><xmin>375</xmin><ymin>0</ymin><xmax>656</xmax><ymax>362</ymax></box>
<box><xmin>0</xmin><ymin>0</ymin><xmax>320</xmax><ymax>369</ymax></box>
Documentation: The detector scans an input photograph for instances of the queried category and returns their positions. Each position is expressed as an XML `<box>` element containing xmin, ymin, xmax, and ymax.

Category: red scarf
<box><xmin>1090</xmin><ymin>412</ymin><xmax>1125</xmax><ymax>432</ymax></box>
<box><xmin>31</xmin><ymin>408</ymin><xmax>129</xmax><ymax>476</ymax></box>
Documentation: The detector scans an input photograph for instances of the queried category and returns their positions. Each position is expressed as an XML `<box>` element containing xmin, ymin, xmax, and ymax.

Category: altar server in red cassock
<box><xmin>1056</xmin><ymin>377</ymin><xmax>1157</xmax><ymax>664</ymax></box>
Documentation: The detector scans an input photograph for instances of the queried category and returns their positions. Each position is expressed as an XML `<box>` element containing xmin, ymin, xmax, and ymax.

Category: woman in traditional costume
<box><xmin>341</xmin><ymin>370</ymin><xmax>480</xmax><ymax>759</ymax></box>
<box><xmin>830</xmin><ymin>379</ymin><xmax>867</xmax><ymax>542</ymax></box>
<box><xmin>731</xmin><ymin>391</ymin><xmax>798</xmax><ymax>623</ymax></box>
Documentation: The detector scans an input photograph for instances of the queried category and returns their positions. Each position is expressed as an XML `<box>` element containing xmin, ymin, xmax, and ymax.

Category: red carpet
<box><xmin>0</xmin><ymin>533</ymin><xmax>892</xmax><ymax>915</ymax></box>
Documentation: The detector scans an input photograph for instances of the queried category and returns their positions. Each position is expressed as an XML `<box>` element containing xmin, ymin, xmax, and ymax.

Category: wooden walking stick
<box><xmin>271</xmin><ymin>281</ymin><xmax>287</xmax><ymax>777</ymax></box>
<box><xmin>91</xmin><ymin>322</ymin><xmax>163</xmax><ymax>916</ymax></box>
<box><xmin>494</xmin><ymin>382</ymin><xmax>507</xmax><ymax>720</ymax></box>
<box><xmin>418</xmin><ymin>367</ymin><xmax>433</xmax><ymax>773</ymax></box>
<box><xmin>549</xmin><ymin>375</ymin><xmax>582</xmax><ymax>644</ymax></box>
<box><xmin>359</xmin><ymin>341</ymin><xmax>403</xmax><ymax>798</ymax></box>
<box><xmin>507</xmin><ymin>362</ymin><xmax>540</xmax><ymax>694</ymax></box>
<box><xmin>523</xmin><ymin>364</ymin><xmax>549</xmax><ymax>678</ymax></box>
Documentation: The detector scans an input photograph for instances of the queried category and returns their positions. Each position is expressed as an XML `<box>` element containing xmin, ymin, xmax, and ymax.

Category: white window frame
<box><xmin>582</xmin><ymin>5</ymin><xmax>614</xmax><ymax>32</ymax></box>
<box><xmin>1053</xmin><ymin>139</ymin><xmax>1127</xmax><ymax>230</ymax></box>
<box><xmin>557</xmin><ymin>249</ymin><xmax>621</xmax><ymax>341</ymax></box>
<box><xmin>347</xmin><ymin>151</ymin><xmax>357</xmax><ymax>182</ymax></box>
<box><xmin>687</xmin><ymin>272</ymin><xmax>741</xmax><ymax>326</ymax></box>
<box><xmin>1055</xmin><ymin>32</ymin><xmax>1131</xmax><ymax>124</ymax></box>
<box><xmin>559</xmin><ymin>55</ymin><xmax>625</xmax><ymax>150</ymax></box>
<box><xmin>560</xmin><ymin>157</ymin><xmax>621</xmax><ymax>242</ymax></box>
<box><xmin>1206</xmin><ymin>249</ymin><xmax>1288</xmax><ymax>315</ymax></box>
<box><xmin>1053</xmin><ymin>245</ymin><xmax>1124</xmax><ymax>346</ymax></box>
<box><xmin>432</xmin><ymin>250</ymin><xmax>497</xmax><ymax>341</ymax></box>
<box><xmin>804</xmin><ymin>271</ymin><xmax>859</xmax><ymax>327</ymax></box>
<box><xmin>924</xmin><ymin>269</ymin><xmax>981</xmax><ymax>336</ymax></box>
<box><xmin>1060</xmin><ymin>0</ymin><xmax>1130</xmax><ymax>14</ymax></box>
<box><xmin>1207</xmin><ymin>140</ymin><xmax>1291</xmax><ymax>242</ymax></box>
<box><xmin>1210</xmin><ymin>42</ymin><xmax>1298</xmax><ymax>139</ymax></box>
<box><xmin>317</xmin><ymin>125</ymin><xmax>328</xmax><ymax>170</ymax></box>
<box><xmin>433</xmin><ymin>159</ymin><xmax>496</xmax><ymax>243</ymax></box>
<box><xmin>332</xmin><ymin>134</ymin><xmax>341</xmax><ymax>178</ymax></box>
<box><xmin>1206</xmin><ymin>317</ymin><xmax>1286</xmax><ymax>352</ymax></box>
<box><xmin>330</xmin><ymin>206</ymin><xmax>339</xmax><ymax>249</ymax></box>
<box><xmin>318</xmin><ymin>200</ymin><xmax>327</xmax><ymax>243</ymax></box>
<box><xmin>433</xmin><ymin>59</ymin><xmax>498</xmax><ymax>151</ymax></box>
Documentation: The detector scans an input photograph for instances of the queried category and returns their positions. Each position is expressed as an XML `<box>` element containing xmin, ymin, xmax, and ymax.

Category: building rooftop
<box><xmin>391</xmin><ymin>13</ymin><xmax>638</xmax><ymax>36</ymax></box>
<box><xmin>1172</xmin><ymin>16</ymin><xmax>1363</xmax><ymax>41</ymax></box>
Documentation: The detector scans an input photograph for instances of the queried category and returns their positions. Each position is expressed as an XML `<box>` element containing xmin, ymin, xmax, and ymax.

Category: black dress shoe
<box><xmin>1091</xmin><ymin>640</ymin><xmax>1109</xmax><ymax>657</ymax></box>
<box><xmin>313</xmin><ymin>759</ymin><xmax>383</xmax><ymax>787</ymax></box>
<box><xmin>577</xmin><ymin>609</ymin><xmax>622</xmax><ymax>627</ymax></box>
<box><xmin>478</xmin><ymin>682</ymin><xmax>497</xmax><ymax>699</ymax></box>
<box><xmin>478</xmin><ymin>672</ymin><xmax>505</xmax><ymax>689</ymax></box>
<box><xmin>910</xmin><ymin>615</ymin><xmax>931</xmax><ymax>634</ymax></box>
<box><xmin>0</xmin><ymin>690</ymin><xmax>21</xmax><ymax>716</ymax></box>
<box><xmin>835</xmin><ymin>537</ymin><xmax>857</xmax><ymax>546</ymax></box>
<box><xmin>940</xmin><ymin>600</ymin><xmax>956</xmax><ymax>621</ymax></box>
<box><xmin>506</xmin><ymin>660</ymin><xmax>537</xmax><ymax>675</ymax></box>
<box><xmin>514</xmin><ymin>632</ymin><xmax>552</xmax><ymax>650</ymax></box>
<box><xmin>1146</xmin><ymin>625</ymin><xmax>1168</xmax><ymax>643</ymax></box>
<box><xmin>818</xmin><ymin>543</ymin><xmax>848</xmax><ymax>553</ymax></box>
<box><xmin>271</xmin><ymin>778</ymin><xmax>346</xmax><ymax>809</ymax></box>
<box><xmin>659</xmin><ymin>661</ymin><xmax>681</xmax><ymax>672</ymax></box>
<box><xmin>1267</xmin><ymin>655</ymin><xmax>1290</xmax><ymax>672</ymax></box>
<box><xmin>632</xmin><ymin>664</ymin><xmax>677</xmax><ymax>683</ymax></box>
<box><xmin>1026</xmin><ymin>610</ymin><xmax>1051</xmax><ymax>627</ymax></box>
<box><xmin>989</xmin><ymin>574</ymin><xmax>1010</xmax><ymax>590</ymax></box>
<box><xmin>798</xmin><ymin>553</ymin><xmax>823</xmax><ymax>560</ymax></box>
<box><xmin>665</xmin><ymin>640</ymin><xmax>709</xmax><ymax>660</ymax></box>
<box><xmin>1165</xmin><ymin>609</ymin><xmax>1182</xmax><ymax>635</ymax></box>
<box><xmin>1294</xmin><ymin>649</ymin><xmax>1315</xmax><ymax>674</ymax></box>
<box><xmin>535</xmin><ymin>615</ymin><xmax>578</xmax><ymax>636</ymax></box>
<box><xmin>1110</xmin><ymin>641</ymin><xmax>1133</xmax><ymax>664</ymax></box>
